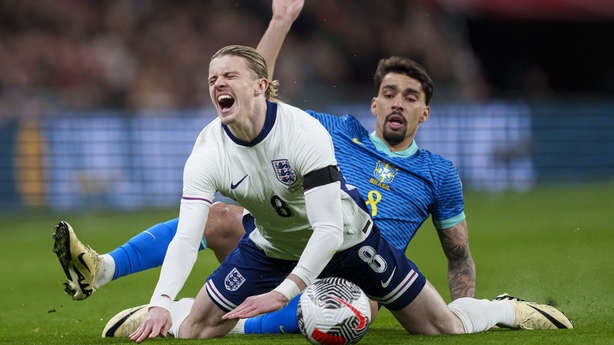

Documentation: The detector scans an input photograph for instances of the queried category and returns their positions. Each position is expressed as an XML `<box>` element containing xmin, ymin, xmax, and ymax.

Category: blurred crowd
<box><xmin>0</xmin><ymin>0</ymin><xmax>488</xmax><ymax>119</ymax></box>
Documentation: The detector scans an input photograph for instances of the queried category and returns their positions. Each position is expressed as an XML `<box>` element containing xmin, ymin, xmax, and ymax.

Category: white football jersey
<box><xmin>182</xmin><ymin>101</ymin><xmax>371</xmax><ymax>260</ymax></box>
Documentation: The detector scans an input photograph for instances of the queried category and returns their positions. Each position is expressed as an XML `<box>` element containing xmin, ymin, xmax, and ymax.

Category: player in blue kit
<box><xmin>52</xmin><ymin>0</ymin><xmax>572</xmax><ymax>339</ymax></box>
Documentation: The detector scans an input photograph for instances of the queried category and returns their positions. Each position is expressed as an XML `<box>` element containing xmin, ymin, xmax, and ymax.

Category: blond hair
<box><xmin>211</xmin><ymin>45</ymin><xmax>279</xmax><ymax>100</ymax></box>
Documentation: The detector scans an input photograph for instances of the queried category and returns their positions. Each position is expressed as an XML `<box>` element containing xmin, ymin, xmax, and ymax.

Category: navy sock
<box><xmin>108</xmin><ymin>218</ymin><xmax>206</xmax><ymax>280</ymax></box>
<box><xmin>244</xmin><ymin>293</ymin><xmax>301</xmax><ymax>334</ymax></box>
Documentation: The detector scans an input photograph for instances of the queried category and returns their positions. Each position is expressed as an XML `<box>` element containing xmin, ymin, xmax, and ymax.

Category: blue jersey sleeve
<box><xmin>430</xmin><ymin>159</ymin><xmax>465</xmax><ymax>229</ymax></box>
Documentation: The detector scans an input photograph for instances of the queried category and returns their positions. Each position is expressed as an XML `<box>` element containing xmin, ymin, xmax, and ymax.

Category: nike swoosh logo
<box><xmin>230</xmin><ymin>174</ymin><xmax>248</xmax><ymax>189</ymax></box>
<box><xmin>332</xmin><ymin>295</ymin><xmax>368</xmax><ymax>330</ymax></box>
<box><xmin>104</xmin><ymin>305</ymin><xmax>147</xmax><ymax>337</ymax></box>
<box><xmin>352</xmin><ymin>138</ymin><xmax>365</xmax><ymax>146</ymax></box>
<box><xmin>381</xmin><ymin>266</ymin><xmax>396</xmax><ymax>288</ymax></box>
<box><xmin>528</xmin><ymin>305</ymin><xmax>571</xmax><ymax>329</ymax></box>
<box><xmin>77</xmin><ymin>253</ymin><xmax>91</xmax><ymax>273</ymax></box>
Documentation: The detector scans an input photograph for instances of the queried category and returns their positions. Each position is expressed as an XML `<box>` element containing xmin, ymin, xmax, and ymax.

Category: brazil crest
<box><xmin>373</xmin><ymin>160</ymin><xmax>398</xmax><ymax>184</ymax></box>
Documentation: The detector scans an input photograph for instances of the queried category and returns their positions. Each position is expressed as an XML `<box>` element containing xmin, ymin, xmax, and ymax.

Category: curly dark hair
<box><xmin>373</xmin><ymin>56</ymin><xmax>434</xmax><ymax>105</ymax></box>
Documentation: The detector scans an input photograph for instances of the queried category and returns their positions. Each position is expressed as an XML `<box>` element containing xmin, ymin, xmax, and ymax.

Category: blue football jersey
<box><xmin>306</xmin><ymin>110</ymin><xmax>465</xmax><ymax>252</ymax></box>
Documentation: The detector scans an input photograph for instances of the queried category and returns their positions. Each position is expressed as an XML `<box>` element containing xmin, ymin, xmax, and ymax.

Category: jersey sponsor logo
<box><xmin>224</xmin><ymin>267</ymin><xmax>246</xmax><ymax>291</ymax></box>
<box><xmin>380</xmin><ymin>266</ymin><xmax>397</xmax><ymax>288</ymax></box>
<box><xmin>373</xmin><ymin>160</ymin><xmax>398</xmax><ymax>184</ymax></box>
<box><xmin>272</xmin><ymin>159</ymin><xmax>297</xmax><ymax>186</ymax></box>
<box><xmin>230</xmin><ymin>174</ymin><xmax>248</xmax><ymax>189</ymax></box>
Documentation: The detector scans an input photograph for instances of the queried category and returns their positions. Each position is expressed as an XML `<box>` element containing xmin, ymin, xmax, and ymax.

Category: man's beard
<box><xmin>382</xmin><ymin>128</ymin><xmax>406</xmax><ymax>146</ymax></box>
<box><xmin>382</xmin><ymin>112</ymin><xmax>407</xmax><ymax>146</ymax></box>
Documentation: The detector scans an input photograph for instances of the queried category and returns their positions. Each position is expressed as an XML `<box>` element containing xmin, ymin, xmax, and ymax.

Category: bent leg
<box><xmin>390</xmin><ymin>280</ymin><xmax>465</xmax><ymax>334</ymax></box>
<box><xmin>204</xmin><ymin>202</ymin><xmax>245</xmax><ymax>262</ymax></box>
<box><xmin>322</xmin><ymin>227</ymin><xmax>462</xmax><ymax>335</ymax></box>
<box><xmin>179</xmin><ymin>227</ymin><xmax>290</xmax><ymax>338</ymax></box>
<box><xmin>369</xmin><ymin>300</ymin><xmax>380</xmax><ymax>322</ymax></box>
<box><xmin>103</xmin><ymin>202</ymin><xmax>244</xmax><ymax>284</ymax></box>
<box><xmin>391</xmin><ymin>281</ymin><xmax>516</xmax><ymax>334</ymax></box>
<box><xmin>178</xmin><ymin>284</ymin><xmax>237</xmax><ymax>338</ymax></box>
<box><xmin>107</xmin><ymin>218</ymin><xmax>180</xmax><ymax>281</ymax></box>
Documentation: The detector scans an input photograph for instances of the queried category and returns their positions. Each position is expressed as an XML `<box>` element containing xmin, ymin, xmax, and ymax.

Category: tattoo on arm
<box><xmin>437</xmin><ymin>219</ymin><xmax>476</xmax><ymax>299</ymax></box>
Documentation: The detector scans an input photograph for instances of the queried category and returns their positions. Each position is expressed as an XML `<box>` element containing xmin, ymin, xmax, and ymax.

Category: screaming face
<box><xmin>208</xmin><ymin>55</ymin><xmax>262</xmax><ymax>125</ymax></box>
<box><xmin>217</xmin><ymin>94</ymin><xmax>235</xmax><ymax>110</ymax></box>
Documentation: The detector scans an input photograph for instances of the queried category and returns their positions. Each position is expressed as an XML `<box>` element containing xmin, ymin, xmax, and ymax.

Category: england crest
<box><xmin>224</xmin><ymin>268</ymin><xmax>246</xmax><ymax>291</ymax></box>
<box><xmin>272</xmin><ymin>159</ymin><xmax>297</xmax><ymax>185</ymax></box>
<box><xmin>373</xmin><ymin>161</ymin><xmax>398</xmax><ymax>184</ymax></box>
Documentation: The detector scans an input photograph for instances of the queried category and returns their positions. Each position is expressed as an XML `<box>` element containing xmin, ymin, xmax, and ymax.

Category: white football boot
<box><xmin>494</xmin><ymin>293</ymin><xmax>573</xmax><ymax>330</ymax></box>
<box><xmin>102</xmin><ymin>304</ymin><xmax>149</xmax><ymax>337</ymax></box>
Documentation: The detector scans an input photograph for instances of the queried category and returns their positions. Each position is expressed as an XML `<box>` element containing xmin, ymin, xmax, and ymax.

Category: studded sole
<box><xmin>52</xmin><ymin>222</ymin><xmax>73</xmax><ymax>281</ymax></box>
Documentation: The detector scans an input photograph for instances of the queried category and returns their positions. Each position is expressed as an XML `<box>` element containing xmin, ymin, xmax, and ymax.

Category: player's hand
<box><xmin>272</xmin><ymin>0</ymin><xmax>304</xmax><ymax>24</ymax></box>
<box><xmin>222</xmin><ymin>290</ymin><xmax>288</xmax><ymax>320</ymax></box>
<box><xmin>129</xmin><ymin>307</ymin><xmax>172</xmax><ymax>343</ymax></box>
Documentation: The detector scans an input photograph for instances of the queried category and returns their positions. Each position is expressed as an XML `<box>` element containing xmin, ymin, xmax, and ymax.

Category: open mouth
<box><xmin>217</xmin><ymin>94</ymin><xmax>235</xmax><ymax>110</ymax></box>
<box><xmin>386</xmin><ymin>113</ymin><xmax>406</xmax><ymax>129</ymax></box>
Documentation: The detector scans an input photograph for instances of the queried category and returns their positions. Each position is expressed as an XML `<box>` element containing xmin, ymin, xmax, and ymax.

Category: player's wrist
<box><xmin>149</xmin><ymin>294</ymin><xmax>173</xmax><ymax>312</ymax></box>
<box><xmin>273</xmin><ymin>279</ymin><xmax>301</xmax><ymax>302</ymax></box>
<box><xmin>269</xmin><ymin>16</ymin><xmax>294</xmax><ymax>31</ymax></box>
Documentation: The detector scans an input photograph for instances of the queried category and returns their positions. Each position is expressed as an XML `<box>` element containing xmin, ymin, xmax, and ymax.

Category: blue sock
<box><xmin>108</xmin><ymin>218</ymin><xmax>206</xmax><ymax>280</ymax></box>
<box><xmin>244</xmin><ymin>293</ymin><xmax>301</xmax><ymax>334</ymax></box>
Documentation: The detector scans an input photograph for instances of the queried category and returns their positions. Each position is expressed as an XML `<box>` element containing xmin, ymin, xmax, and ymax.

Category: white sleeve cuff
<box><xmin>273</xmin><ymin>279</ymin><xmax>301</xmax><ymax>301</ymax></box>
<box><xmin>149</xmin><ymin>295</ymin><xmax>173</xmax><ymax>312</ymax></box>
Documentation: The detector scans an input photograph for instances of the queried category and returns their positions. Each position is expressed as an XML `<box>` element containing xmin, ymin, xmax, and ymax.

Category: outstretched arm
<box><xmin>436</xmin><ymin>219</ymin><xmax>476</xmax><ymax>299</ymax></box>
<box><xmin>257</xmin><ymin>0</ymin><xmax>304</xmax><ymax>80</ymax></box>
<box><xmin>223</xmin><ymin>179</ymin><xmax>344</xmax><ymax>320</ymax></box>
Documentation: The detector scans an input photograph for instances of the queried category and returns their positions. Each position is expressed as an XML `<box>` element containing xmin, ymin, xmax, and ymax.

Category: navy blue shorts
<box><xmin>206</xmin><ymin>214</ymin><xmax>426</xmax><ymax>312</ymax></box>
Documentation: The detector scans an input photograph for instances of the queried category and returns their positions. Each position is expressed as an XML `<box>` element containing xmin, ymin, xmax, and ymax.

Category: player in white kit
<box><xmin>130</xmin><ymin>44</ymin><xmax>432</xmax><ymax>342</ymax></box>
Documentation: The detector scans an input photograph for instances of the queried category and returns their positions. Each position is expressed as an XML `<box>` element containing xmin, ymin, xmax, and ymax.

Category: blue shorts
<box><xmin>206</xmin><ymin>214</ymin><xmax>426</xmax><ymax>312</ymax></box>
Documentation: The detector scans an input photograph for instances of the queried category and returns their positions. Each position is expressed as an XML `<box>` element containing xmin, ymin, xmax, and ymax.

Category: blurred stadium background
<box><xmin>1</xmin><ymin>0</ymin><xmax>613</xmax><ymax>211</ymax></box>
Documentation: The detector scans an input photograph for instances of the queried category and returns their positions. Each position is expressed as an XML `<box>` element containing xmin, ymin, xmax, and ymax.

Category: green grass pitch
<box><xmin>1</xmin><ymin>183</ymin><xmax>613</xmax><ymax>344</ymax></box>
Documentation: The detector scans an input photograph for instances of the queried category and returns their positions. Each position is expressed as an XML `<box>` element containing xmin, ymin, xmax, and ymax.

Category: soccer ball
<box><xmin>297</xmin><ymin>277</ymin><xmax>371</xmax><ymax>345</ymax></box>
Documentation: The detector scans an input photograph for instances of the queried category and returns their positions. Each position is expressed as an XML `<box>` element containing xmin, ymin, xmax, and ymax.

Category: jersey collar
<box><xmin>369</xmin><ymin>132</ymin><xmax>418</xmax><ymax>158</ymax></box>
<box><xmin>222</xmin><ymin>101</ymin><xmax>277</xmax><ymax>147</ymax></box>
